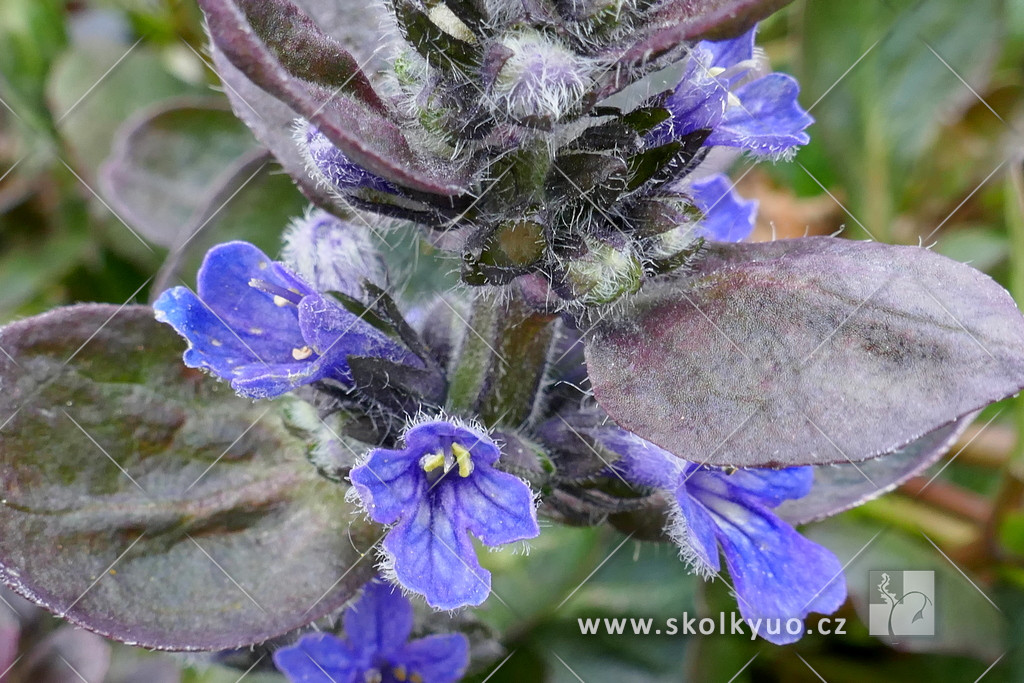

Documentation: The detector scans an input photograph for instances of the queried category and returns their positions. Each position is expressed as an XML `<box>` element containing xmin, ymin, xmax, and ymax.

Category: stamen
<box><xmin>248</xmin><ymin>278</ymin><xmax>303</xmax><ymax>306</ymax></box>
<box><xmin>421</xmin><ymin>452</ymin><xmax>446</xmax><ymax>473</ymax></box>
<box><xmin>292</xmin><ymin>346</ymin><xmax>313</xmax><ymax>360</ymax></box>
<box><xmin>409</xmin><ymin>673</ymin><xmax>424</xmax><ymax>683</ymax></box>
<box><xmin>393</xmin><ymin>665</ymin><xmax>408</xmax><ymax>681</ymax></box>
<box><xmin>363</xmin><ymin>669</ymin><xmax>382</xmax><ymax>683</ymax></box>
<box><xmin>451</xmin><ymin>442</ymin><xmax>474</xmax><ymax>478</ymax></box>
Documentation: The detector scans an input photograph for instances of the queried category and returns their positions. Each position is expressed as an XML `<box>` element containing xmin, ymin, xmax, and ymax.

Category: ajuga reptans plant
<box><xmin>2</xmin><ymin>0</ymin><xmax>1024</xmax><ymax>680</ymax></box>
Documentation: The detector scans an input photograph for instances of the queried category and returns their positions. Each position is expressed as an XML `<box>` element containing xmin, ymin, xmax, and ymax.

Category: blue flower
<box><xmin>153</xmin><ymin>241</ymin><xmax>417</xmax><ymax>399</ymax></box>
<box><xmin>596</xmin><ymin>427</ymin><xmax>845</xmax><ymax>645</ymax></box>
<box><xmin>689</xmin><ymin>173</ymin><xmax>758</xmax><ymax>243</ymax></box>
<box><xmin>350</xmin><ymin>418</ymin><xmax>540</xmax><ymax>610</ymax></box>
<box><xmin>653</xmin><ymin>27</ymin><xmax>813</xmax><ymax>159</ymax></box>
<box><xmin>298</xmin><ymin>122</ymin><xmax>400</xmax><ymax>196</ymax></box>
<box><xmin>273</xmin><ymin>580</ymin><xmax>468</xmax><ymax>683</ymax></box>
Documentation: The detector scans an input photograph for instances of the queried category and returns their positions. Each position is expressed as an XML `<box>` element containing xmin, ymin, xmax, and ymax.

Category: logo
<box><xmin>868</xmin><ymin>570</ymin><xmax>935</xmax><ymax>636</ymax></box>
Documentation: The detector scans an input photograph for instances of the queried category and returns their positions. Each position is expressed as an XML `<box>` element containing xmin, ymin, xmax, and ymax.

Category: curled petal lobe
<box><xmin>706</xmin><ymin>73</ymin><xmax>813</xmax><ymax>158</ymax></box>
<box><xmin>689</xmin><ymin>174</ymin><xmax>758</xmax><ymax>243</ymax></box>
<box><xmin>702</xmin><ymin>28</ymin><xmax>757</xmax><ymax>76</ymax></box>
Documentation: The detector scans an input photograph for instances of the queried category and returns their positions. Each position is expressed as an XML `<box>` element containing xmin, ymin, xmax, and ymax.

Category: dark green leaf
<box><xmin>0</xmin><ymin>305</ymin><xmax>376</xmax><ymax>650</ymax></box>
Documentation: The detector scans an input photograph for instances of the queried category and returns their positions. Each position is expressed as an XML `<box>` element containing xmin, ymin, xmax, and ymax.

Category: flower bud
<box><xmin>489</xmin><ymin>31</ymin><xmax>593</xmax><ymax>122</ymax></box>
<box><xmin>560</xmin><ymin>237</ymin><xmax>642</xmax><ymax>305</ymax></box>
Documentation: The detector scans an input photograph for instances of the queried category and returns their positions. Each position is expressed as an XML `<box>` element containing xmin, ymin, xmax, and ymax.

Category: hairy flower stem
<box><xmin>446</xmin><ymin>291</ymin><xmax>556</xmax><ymax>427</ymax></box>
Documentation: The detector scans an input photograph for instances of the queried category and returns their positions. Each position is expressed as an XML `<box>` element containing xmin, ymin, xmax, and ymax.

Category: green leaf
<box><xmin>47</xmin><ymin>39</ymin><xmax>201</xmax><ymax>173</ymax></box>
<box><xmin>100</xmin><ymin>97</ymin><xmax>260</xmax><ymax>248</ymax></box>
<box><xmin>0</xmin><ymin>305</ymin><xmax>376</xmax><ymax>650</ymax></box>
<box><xmin>0</xmin><ymin>0</ymin><xmax>66</xmax><ymax>137</ymax></box>
<box><xmin>799</xmin><ymin>0</ymin><xmax>1003</xmax><ymax>237</ymax></box>
<box><xmin>805</xmin><ymin>517</ymin><xmax>1005</xmax><ymax>659</ymax></box>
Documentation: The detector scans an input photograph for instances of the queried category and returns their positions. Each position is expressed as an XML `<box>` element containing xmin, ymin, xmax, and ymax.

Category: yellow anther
<box><xmin>291</xmin><ymin>346</ymin><xmax>313</xmax><ymax>360</ymax></box>
<box><xmin>451</xmin><ymin>442</ymin><xmax>473</xmax><ymax>478</ymax></box>
<box><xmin>410</xmin><ymin>673</ymin><xmax>423</xmax><ymax>683</ymax></box>
<box><xmin>273</xmin><ymin>295</ymin><xmax>290</xmax><ymax>307</ymax></box>
<box><xmin>393</xmin><ymin>665</ymin><xmax>408</xmax><ymax>681</ymax></box>
<box><xmin>707</xmin><ymin>66</ymin><xmax>727</xmax><ymax>78</ymax></box>
<box><xmin>727</xmin><ymin>91</ymin><xmax>741</xmax><ymax>108</ymax></box>
<box><xmin>421</xmin><ymin>452</ymin><xmax>446</xmax><ymax>473</ymax></box>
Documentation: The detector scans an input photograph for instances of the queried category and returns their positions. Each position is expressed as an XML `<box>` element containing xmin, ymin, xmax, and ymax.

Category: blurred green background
<box><xmin>2</xmin><ymin>0</ymin><xmax>1024</xmax><ymax>681</ymax></box>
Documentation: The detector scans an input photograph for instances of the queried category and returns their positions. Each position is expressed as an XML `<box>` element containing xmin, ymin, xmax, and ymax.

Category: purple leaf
<box><xmin>776</xmin><ymin>413</ymin><xmax>976</xmax><ymax>524</ymax></box>
<box><xmin>0</xmin><ymin>305</ymin><xmax>376</xmax><ymax>650</ymax></box>
<box><xmin>99</xmin><ymin>97</ymin><xmax>260</xmax><ymax>248</ymax></box>
<box><xmin>208</xmin><ymin>45</ymin><xmax>336</xmax><ymax>208</ymax></box>
<box><xmin>199</xmin><ymin>0</ymin><xmax>472</xmax><ymax>195</ymax></box>
<box><xmin>291</xmin><ymin>0</ymin><xmax>396</xmax><ymax>73</ymax></box>
<box><xmin>584</xmin><ymin>237</ymin><xmax>1024</xmax><ymax>467</ymax></box>
<box><xmin>600</xmin><ymin>0</ymin><xmax>794</xmax><ymax>95</ymax></box>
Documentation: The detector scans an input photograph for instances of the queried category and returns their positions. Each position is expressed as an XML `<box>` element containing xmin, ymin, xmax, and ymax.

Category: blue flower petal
<box><xmin>717</xmin><ymin>466</ymin><xmax>814</xmax><ymax>507</ymax></box>
<box><xmin>670</xmin><ymin>476</ymin><xmax>721</xmax><ymax>574</ymax></box>
<box><xmin>404</xmin><ymin>422</ymin><xmax>501</xmax><ymax>468</ymax></box>
<box><xmin>302</xmin><ymin>124</ymin><xmax>399</xmax><ymax>195</ymax></box>
<box><xmin>591</xmin><ymin>426</ymin><xmax>683</xmax><ymax>490</ymax></box>
<box><xmin>702</xmin><ymin>27</ymin><xmax>756</xmax><ymax>75</ymax></box>
<box><xmin>153</xmin><ymin>286</ymin><xmax>260</xmax><ymax>378</ymax></box>
<box><xmin>342</xmin><ymin>581</ymin><xmax>414</xmax><ymax>659</ymax></box>
<box><xmin>455</xmin><ymin>464</ymin><xmax>539</xmax><ymax>546</ymax></box>
<box><xmin>691</xmin><ymin>481</ymin><xmax>846</xmax><ymax>644</ymax></box>
<box><xmin>297</xmin><ymin>293</ymin><xmax>420</xmax><ymax>380</ymax></box>
<box><xmin>689</xmin><ymin>174</ymin><xmax>757</xmax><ymax>243</ymax></box>
<box><xmin>195</xmin><ymin>242</ymin><xmax>311</xmax><ymax>354</ymax></box>
<box><xmin>382</xmin><ymin>484</ymin><xmax>492</xmax><ymax>610</ymax></box>
<box><xmin>350</xmin><ymin>448</ymin><xmax>425</xmax><ymax>525</ymax></box>
<box><xmin>706</xmin><ymin>73</ymin><xmax>813</xmax><ymax>158</ymax></box>
<box><xmin>273</xmin><ymin>633</ymin><xmax>361</xmax><ymax>683</ymax></box>
<box><xmin>393</xmin><ymin>633</ymin><xmax>470</xmax><ymax>683</ymax></box>
<box><xmin>658</xmin><ymin>53</ymin><xmax>729</xmax><ymax>144</ymax></box>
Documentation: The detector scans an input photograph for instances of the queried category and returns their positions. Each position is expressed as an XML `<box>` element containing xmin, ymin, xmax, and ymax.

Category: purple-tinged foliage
<box><xmin>596</xmin><ymin>428</ymin><xmax>845</xmax><ymax>645</ymax></box>
<box><xmin>274</xmin><ymin>581</ymin><xmax>468</xmax><ymax>683</ymax></box>
<box><xmin>154</xmin><ymin>241</ymin><xmax>417</xmax><ymax>399</ymax></box>
<box><xmin>585</xmin><ymin>237</ymin><xmax>1024</xmax><ymax>467</ymax></box>
<box><xmin>350</xmin><ymin>418</ymin><xmax>539</xmax><ymax>610</ymax></box>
